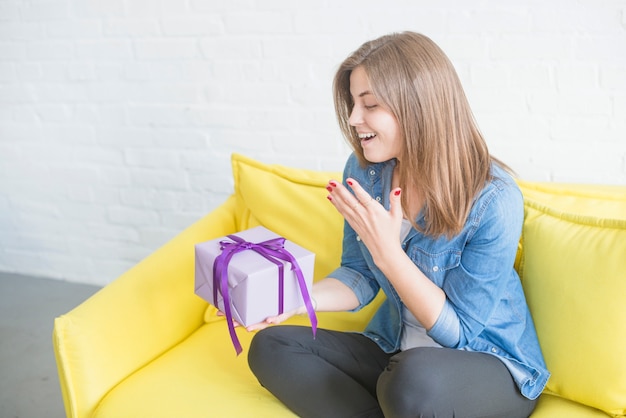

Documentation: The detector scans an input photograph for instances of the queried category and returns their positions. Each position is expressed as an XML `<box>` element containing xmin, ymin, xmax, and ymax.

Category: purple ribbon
<box><xmin>211</xmin><ymin>234</ymin><xmax>317</xmax><ymax>355</ymax></box>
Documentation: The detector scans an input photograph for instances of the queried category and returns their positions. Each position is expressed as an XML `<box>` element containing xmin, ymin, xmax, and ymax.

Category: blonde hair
<box><xmin>333</xmin><ymin>31</ymin><xmax>504</xmax><ymax>238</ymax></box>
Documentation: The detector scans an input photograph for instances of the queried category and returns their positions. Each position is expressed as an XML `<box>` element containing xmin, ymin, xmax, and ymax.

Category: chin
<box><xmin>363</xmin><ymin>152</ymin><xmax>391</xmax><ymax>164</ymax></box>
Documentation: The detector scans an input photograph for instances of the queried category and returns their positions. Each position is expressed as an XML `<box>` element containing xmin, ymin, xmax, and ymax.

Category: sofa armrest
<box><xmin>53</xmin><ymin>196</ymin><xmax>239</xmax><ymax>418</ymax></box>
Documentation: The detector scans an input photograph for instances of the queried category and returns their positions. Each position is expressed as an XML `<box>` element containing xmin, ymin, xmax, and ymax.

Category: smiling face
<box><xmin>348</xmin><ymin>66</ymin><xmax>404</xmax><ymax>164</ymax></box>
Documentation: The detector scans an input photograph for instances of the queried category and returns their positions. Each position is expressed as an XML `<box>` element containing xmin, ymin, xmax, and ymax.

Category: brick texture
<box><xmin>1</xmin><ymin>1</ymin><xmax>625</xmax><ymax>285</ymax></box>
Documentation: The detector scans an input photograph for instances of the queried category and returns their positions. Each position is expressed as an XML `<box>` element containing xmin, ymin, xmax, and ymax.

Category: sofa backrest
<box><xmin>231</xmin><ymin>153</ymin><xmax>344</xmax><ymax>281</ymax></box>
<box><xmin>516</xmin><ymin>180</ymin><xmax>626</xmax><ymax>416</ymax></box>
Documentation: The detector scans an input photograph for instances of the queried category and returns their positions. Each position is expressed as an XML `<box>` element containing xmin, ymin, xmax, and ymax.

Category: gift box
<box><xmin>194</xmin><ymin>226</ymin><xmax>317</xmax><ymax>354</ymax></box>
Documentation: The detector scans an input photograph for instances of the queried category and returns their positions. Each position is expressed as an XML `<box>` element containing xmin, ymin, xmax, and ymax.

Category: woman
<box><xmin>247</xmin><ymin>32</ymin><xmax>549</xmax><ymax>418</ymax></box>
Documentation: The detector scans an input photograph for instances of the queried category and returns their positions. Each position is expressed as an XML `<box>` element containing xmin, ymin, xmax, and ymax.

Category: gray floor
<box><xmin>0</xmin><ymin>272</ymin><xmax>101</xmax><ymax>418</ymax></box>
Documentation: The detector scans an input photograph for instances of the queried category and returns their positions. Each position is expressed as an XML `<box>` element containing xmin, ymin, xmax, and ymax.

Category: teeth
<box><xmin>358</xmin><ymin>133</ymin><xmax>376</xmax><ymax>139</ymax></box>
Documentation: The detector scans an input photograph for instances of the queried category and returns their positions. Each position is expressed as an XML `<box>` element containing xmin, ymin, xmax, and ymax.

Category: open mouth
<box><xmin>358</xmin><ymin>132</ymin><xmax>377</xmax><ymax>143</ymax></box>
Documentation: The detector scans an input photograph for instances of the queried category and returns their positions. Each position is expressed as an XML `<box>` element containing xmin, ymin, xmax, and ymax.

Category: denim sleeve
<box><xmin>328</xmin><ymin>265</ymin><xmax>380</xmax><ymax>311</ymax></box>
<box><xmin>428</xmin><ymin>180</ymin><xmax>524</xmax><ymax>348</ymax></box>
<box><xmin>427</xmin><ymin>299</ymin><xmax>461</xmax><ymax>347</ymax></box>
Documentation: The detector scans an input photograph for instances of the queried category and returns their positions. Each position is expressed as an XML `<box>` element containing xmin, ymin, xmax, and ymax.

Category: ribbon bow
<box><xmin>212</xmin><ymin>234</ymin><xmax>317</xmax><ymax>355</ymax></box>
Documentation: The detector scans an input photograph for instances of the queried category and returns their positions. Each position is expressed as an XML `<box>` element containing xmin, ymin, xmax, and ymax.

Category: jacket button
<box><xmin>369</xmin><ymin>169</ymin><xmax>376</xmax><ymax>176</ymax></box>
<box><xmin>491</xmin><ymin>347</ymin><xmax>498</xmax><ymax>353</ymax></box>
<box><xmin>432</xmin><ymin>266</ymin><xmax>439</xmax><ymax>272</ymax></box>
<box><xmin>376</xmin><ymin>196</ymin><xmax>381</xmax><ymax>202</ymax></box>
<box><xmin>356</xmin><ymin>236</ymin><xmax>361</xmax><ymax>242</ymax></box>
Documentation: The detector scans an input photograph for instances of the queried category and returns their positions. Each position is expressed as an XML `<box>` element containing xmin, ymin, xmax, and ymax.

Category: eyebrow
<box><xmin>351</xmin><ymin>90</ymin><xmax>374</xmax><ymax>100</ymax></box>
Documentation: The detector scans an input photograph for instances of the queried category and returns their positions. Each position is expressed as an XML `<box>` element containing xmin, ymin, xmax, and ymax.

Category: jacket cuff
<box><xmin>427</xmin><ymin>299</ymin><xmax>461</xmax><ymax>348</ymax></box>
<box><xmin>328</xmin><ymin>266</ymin><xmax>377</xmax><ymax>311</ymax></box>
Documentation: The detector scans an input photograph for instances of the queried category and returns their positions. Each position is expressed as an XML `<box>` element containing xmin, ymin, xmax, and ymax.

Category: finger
<box><xmin>346</xmin><ymin>178</ymin><xmax>375</xmax><ymax>208</ymax></box>
<box><xmin>266</xmin><ymin>310</ymin><xmax>294</xmax><ymax>325</ymax></box>
<box><xmin>245</xmin><ymin>307</ymin><xmax>299</xmax><ymax>332</ymax></box>
<box><xmin>246</xmin><ymin>321</ymin><xmax>271</xmax><ymax>332</ymax></box>
<box><xmin>390</xmin><ymin>188</ymin><xmax>402</xmax><ymax>218</ymax></box>
<box><xmin>216</xmin><ymin>310</ymin><xmax>241</xmax><ymax>328</ymax></box>
<box><xmin>327</xmin><ymin>179</ymin><xmax>361</xmax><ymax>212</ymax></box>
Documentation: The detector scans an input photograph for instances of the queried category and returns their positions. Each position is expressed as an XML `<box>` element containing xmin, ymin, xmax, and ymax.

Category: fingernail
<box><xmin>326</xmin><ymin>195</ymin><xmax>333</xmax><ymax>201</ymax></box>
<box><xmin>394</xmin><ymin>189</ymin><xmax>401</xmax><ymax>196</ymax></box>
<box><xmin>329</xmin><ymin>181</ymin><xmax>338</xmax><ymax>188</ymax></box>
<box><xmin>326</xmin><ymin>186</ymin><xmax>333</xmax><ymax>192</ymax></box>
<box><xmin>347</xmin><ymin>180</ymin><xmax>353</xmax><ymax>186</ymax></box>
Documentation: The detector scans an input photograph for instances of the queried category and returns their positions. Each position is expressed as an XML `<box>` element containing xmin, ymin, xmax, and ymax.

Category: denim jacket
<box><xmin>329</xmin><ymin>153</ymin><xmax>550</xmax><ymax>400</ymax></box>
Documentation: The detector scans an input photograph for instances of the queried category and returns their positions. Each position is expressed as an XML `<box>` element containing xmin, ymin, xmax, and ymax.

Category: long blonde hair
<box><xmin>333</xmin><ymin>31</ymin><xmax>503</xmax><ymax>238</ymax></box>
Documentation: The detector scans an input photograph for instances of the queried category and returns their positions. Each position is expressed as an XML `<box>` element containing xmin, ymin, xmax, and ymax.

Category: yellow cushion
<box><xmin>518</xmin><ymin>182</ymin><xmax>626</xmax><ymax>417</ymax></box>
<box><xmin>231</xmin><ymin>153</ymin><xmax>344</xmax><ymax>282</ymax></box>
<box><xmin>532</xmin><ymin>394</ymin><xmax>611</xmax><ymax>418</ymax></box>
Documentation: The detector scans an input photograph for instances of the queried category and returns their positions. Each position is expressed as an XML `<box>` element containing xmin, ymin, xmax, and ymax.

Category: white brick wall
<box><xmin>1</xmin><ymin>0</ymin><xmax>625</xmax><ymax>285</ymax></box>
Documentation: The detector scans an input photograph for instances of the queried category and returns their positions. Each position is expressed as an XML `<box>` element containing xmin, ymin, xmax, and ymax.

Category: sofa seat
<box><xmin>89</xmin><ymin>317</ymin><xmax>610</xmax><ymax>418</ymax></box>
<box><xmin>91</xmin><ymin>310</ymin><xmax>374</xmax><ymax>418</ymax></box>
<box><xmin>91</xmin><ymin>320</ymin><xmax>290</xmax><ymax>418</ymax></box>
<box><xmin>531</xmin><ymin>395</ymin><xmax>610</xmax><ymax>418</ymax></box>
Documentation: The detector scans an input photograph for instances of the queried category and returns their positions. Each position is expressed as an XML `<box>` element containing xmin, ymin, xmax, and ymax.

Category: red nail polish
<box><xmin>394</xmin><ymin>189</ymin><xmax>401</xmax><ymax>196</ymax></box>
<box><xmin>329</xmin><ymin>181</ymin><xmax>338</xmax><ymax>188</ymax></box>
<box><xmin>326</xmin><ymin>195</ymin><xmax>333</xmax><ymax>201</ymax></box>
<box><xmin>326</xmin><ymin>186</ymin><xmax>333</xmax><ymax>192</ymax></box>
<box><xmin>347</xmin><ymin>180</ymin><xmax>353</xmax><ymax>186</ymax></box>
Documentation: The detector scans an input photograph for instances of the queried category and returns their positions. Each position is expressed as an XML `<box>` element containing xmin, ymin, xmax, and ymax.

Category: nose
<box><xmin>348</xmin><ymin>105</ymin><xmax>362</xmax><ymax>127</ymax></box>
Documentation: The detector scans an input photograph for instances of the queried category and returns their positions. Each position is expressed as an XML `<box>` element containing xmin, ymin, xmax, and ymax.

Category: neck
<box><xmin>392</xmin><ymin>165</ymin><xmax>423</xmax><ymax>221</ymax></box>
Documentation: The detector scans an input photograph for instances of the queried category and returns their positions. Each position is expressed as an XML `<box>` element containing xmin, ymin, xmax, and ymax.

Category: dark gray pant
<box><xmin>248</xmin><ymin>326</ymin><xmax>537</xmax><ymax>418</ymax></box>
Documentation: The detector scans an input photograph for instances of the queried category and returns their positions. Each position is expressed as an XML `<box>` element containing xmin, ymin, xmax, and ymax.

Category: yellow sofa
<box><xmin>53</xmin><ymin>153</ymin><xmax>626</xmax><ymax>418</ymax></box>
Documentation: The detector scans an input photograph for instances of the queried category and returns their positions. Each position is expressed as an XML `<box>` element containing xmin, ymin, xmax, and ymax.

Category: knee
<box><xmin>376</xmin><ymin>348</ymin><xmax>445</xmax><ymax>418</ymax></box>
<box><xmin>248</xmin><ymin>327</ymin><xmax>281</xmax><ymax>375</ymax></box>
<box><xmin>248</xmin><ymin>326</ymin><xmax>306</xmax><ymax>381</ymax></box>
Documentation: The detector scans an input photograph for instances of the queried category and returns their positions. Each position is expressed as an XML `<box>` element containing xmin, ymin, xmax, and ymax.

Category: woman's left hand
<box><xmin>326</xmin><ymin>178</ymin><xmax>404</xmax><ymax>264</ymax></box>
